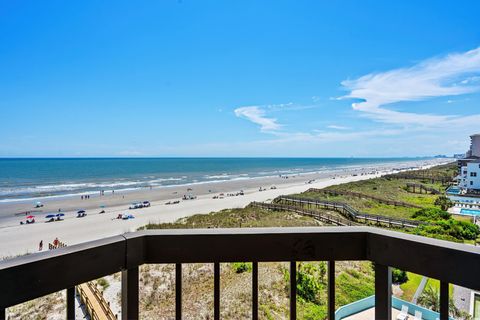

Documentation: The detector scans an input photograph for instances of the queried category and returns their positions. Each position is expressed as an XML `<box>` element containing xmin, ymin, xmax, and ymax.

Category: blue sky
<box><xmin>1</xmin><ymin>1</ymin><xmax>480</xmax><ymax>157</ymax></box>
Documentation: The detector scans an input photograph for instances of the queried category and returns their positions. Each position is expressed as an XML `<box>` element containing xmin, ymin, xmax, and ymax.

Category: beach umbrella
<box><xmin>26</xmin><ymin>215</ymin><xmax>35</xmax><ymax>219</ymax></box>
<box><xmin>56</xmin><ymin>213</ymin><xmax>65</xmax><ymax>217</ymax></box>
<box><xmin>45</xmin><ymin>214</ymin><xmax>55</xmax><ymax>218</ymax></box>
<box><xmin>77</xmin><ymin>210</ymin><xmax>86</xmax><ymax>214</ymax></box>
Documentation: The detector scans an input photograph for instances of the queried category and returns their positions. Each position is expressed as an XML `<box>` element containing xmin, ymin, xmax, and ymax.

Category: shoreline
<box><xmin>0</xmin><ymin>158</ymin><xmax>451</xmax><ymax>258</ymax></box>
<box><xmin>0</xmin><ymin>158</ymin><xmax>445</xmax><ymax>204</ymax></box>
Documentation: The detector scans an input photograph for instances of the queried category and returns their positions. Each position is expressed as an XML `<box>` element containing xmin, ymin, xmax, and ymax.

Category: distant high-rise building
<box><xmin>469</xmin><ymin>133</ymin><xmax>480</xmax><ymax>158</ymax></box>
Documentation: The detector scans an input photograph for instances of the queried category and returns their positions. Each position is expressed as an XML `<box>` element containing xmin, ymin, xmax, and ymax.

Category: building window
<box><xmin>471</xmin><ymin>172</ymin><xmax>477</xmax><ymax>177</ymax></box>
<box><xmin>471</xmin><ymin>181</ymin><xmax>474</xmax><ymax>185</ymax></box>
<box><xmin>464</xmin><ymin>170</ymin><xmax>468</xmax><ymax>174</ymax></box>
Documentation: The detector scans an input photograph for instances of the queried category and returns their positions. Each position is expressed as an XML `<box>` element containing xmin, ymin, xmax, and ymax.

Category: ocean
<box><xmin>0</xmin><ymin>157</ymin><xmax>431</xmax><ymax>201</ymax></box>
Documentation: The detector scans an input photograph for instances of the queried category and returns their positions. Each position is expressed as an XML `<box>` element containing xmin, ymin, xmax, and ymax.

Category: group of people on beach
<box><xmin>38</xmin><ymin>237</ymin><xmax>60</xmax><ymax>251</ymax></box>
<box><xmin>81</xmin><ymin>195</ymin><xmax>91</xmax><ymax>200</ymax></box>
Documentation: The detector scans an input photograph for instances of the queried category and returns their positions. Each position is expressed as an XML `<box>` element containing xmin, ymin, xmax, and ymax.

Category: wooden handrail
<box><xmin>276</xmin><ymin>195</ymin><xmax>425</xmax><ymax>228</ymax></box>
<box><xmin>1</xmin><ymin>227</ymin><xmax>479</xmax><ymax>320</ymax></box>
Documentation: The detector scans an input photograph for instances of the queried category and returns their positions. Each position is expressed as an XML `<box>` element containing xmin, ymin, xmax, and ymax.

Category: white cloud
<box><xmin>341</xmin><ymin>46</ymin><xmax>480</xmax><ymax>126</ymax></box>
<box><xmin>234</xmin><ymin>106</ymin><xmax>281</xmax><ymax>132</ymax></box>
<box><xmin>327</xmin><ymin>125</ymin><xmax>350</xmax><ymax>130</ymax></box>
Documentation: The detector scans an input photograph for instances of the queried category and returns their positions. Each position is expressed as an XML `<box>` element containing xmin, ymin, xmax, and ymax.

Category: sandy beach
<box><xmin>0</xmin><ymin>158</ymin><xmax>450</xmax><ymax>258</ymax></box>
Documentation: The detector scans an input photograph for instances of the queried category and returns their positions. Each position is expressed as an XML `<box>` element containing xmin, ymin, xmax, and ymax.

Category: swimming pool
<box><xmin>460</xmin><ymin>208</ymin><xmax>480</xmax><ymax>216</ymax></box>
<box><xmin>446</xmin><ymin>186</ymin><xmax>461</xmax><ymax>195</ymax></box>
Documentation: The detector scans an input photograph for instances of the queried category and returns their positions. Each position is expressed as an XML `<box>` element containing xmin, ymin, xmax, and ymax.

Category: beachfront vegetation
<box><xmin>141</xmin><ymin>207</ymin><xmax>327</xmax><ymax>230</ymax></box>
<box><xmin>412</xmin><ymin>208</ymin><xmax>479</xmax><ymax>241</ymax></box>
<box><xmin>290</xmin><ymin>162</ymin><xmax>480</xmax><ymax>243</ymax></box>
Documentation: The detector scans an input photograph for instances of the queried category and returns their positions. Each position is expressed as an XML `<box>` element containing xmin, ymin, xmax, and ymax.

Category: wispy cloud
<box><xmin>327</xmin><ymin>125</ymin><xmax>350</xmax><ymax>130</ymax></box>
<box><xmin>234</xmin><ymin>106</ymin><xmax>281</xmax><ymax>132</ymax></box>
<box><xmin>341</xmin><ymin>46</ymin><xmax>480</xmax><ymax>126</ymax></box>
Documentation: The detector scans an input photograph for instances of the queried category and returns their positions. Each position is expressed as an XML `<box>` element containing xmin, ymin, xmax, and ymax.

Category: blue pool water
<box><xmin>446</xmin><ymin>186</ymin><xmax>461</xmax><ymax>195</ymax></box>
<box><xmin>460</xmin><ymin>208</ymin><xmax>480</xmax><ymax>216</ymax></box>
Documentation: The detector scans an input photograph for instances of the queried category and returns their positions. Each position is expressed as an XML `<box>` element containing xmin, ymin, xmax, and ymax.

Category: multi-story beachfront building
<box><xmin>458</xmin><ymin>160</ymin><xmax>480</xmax><ymax>191</ymax></box>
<box><xmin>456</xmin><ymin>134</ymin><xmax>480</xmax><ymax>193</ymax></box>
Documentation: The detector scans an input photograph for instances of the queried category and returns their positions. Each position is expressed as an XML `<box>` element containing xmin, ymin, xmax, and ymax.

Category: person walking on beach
<box><xmin>53</xmin><ymin>237</ymin><xmax>59</xmax><ymax>248</ymax></box>
<box><xmin>39</xmin><ymin>240</ymin><xmax>43</xmax><ymax>251</ymax></box>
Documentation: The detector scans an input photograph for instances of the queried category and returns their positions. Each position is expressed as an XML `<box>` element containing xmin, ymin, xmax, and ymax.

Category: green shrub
<box><xmin>414</xmin><ymin>219</ymin><xmax>480</xmax><ymax>241</ymax></box>
<box><xmin>283</xmin><ymin>262</ymin><xmax>326</xmax><ymax>304</ymax></box>
<box><xmin>412</xmin><ymin>208</ymin><xmax>451</xmax><ymax>221</ymax></box>
<box><xmin>371</xmin><ymin>264</ymin><xmax>408</xmax><ymax>284</ymax></box>
<box><xmin>96</xmin><ymin>278</ymin><xmax>109</xmax><ymax>290</ymax></box>
<box><xmin>392</xmin><ymin>269</ymin><xmax>408</xmax><ymax>284</ymax></box>
<box><xmin>231</xmin><ymin>262</ymin><xmax>252</xmax><ymax>273</ymax></box>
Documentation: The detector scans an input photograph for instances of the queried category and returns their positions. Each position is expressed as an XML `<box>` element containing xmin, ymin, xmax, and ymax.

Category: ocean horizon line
<box><xmin>0</xmin><ymin>156</ymin><xmax>440</xmax><ymax>160</ymax></box>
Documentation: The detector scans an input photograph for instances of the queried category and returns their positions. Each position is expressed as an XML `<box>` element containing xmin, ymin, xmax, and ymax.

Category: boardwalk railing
<box><xmin>277</xmin><ymin>195</ymin><xmax>425</xmax><ymax>229</ymax></box>
<box><xmin>250</xmin><ymin>201</ymin><xmax>356</xmax><ymax>226</ymax></box>
<box><xmin>1</xmin><ymin>228</ymin><xmax>480</xmax><ymax>320</ymax></box>
<box><xmin>384</xmin><ymin>173</ymin><xmax>453</xmax><ymax>185</ymax></box>
<box><xmin>405</xmin><ymin>183</ymin><xmax>441</xmax><ymax>195</ymax></box>
<box><xmin>306</xmin><ymin>188</ymin><xmax>422</xmax><ymax>208</ymax></box>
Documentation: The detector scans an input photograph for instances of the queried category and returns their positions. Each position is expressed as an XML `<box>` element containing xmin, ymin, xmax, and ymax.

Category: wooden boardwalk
<box><xmin>275</xmin><ymin>196</ymin><xmax>425</xmax><ymax>229</ymax></box>
<box><xmin>77</xmin><ymin>282</ymin><xmax>116</xmax><ymax>320</ymax></box>
<box><xmin>250</xmin><ymin>201</ymin><xmax>356</xmax><ymax>226</ymax></box>
<box><xmin>306</xmin><ymin>188</ymin><xmax>421</xmax><ymax>208</ymax></box>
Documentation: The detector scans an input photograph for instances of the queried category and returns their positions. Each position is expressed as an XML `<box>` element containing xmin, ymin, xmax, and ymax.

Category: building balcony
<box><xmin>0</xmin><ymin>226</ymin><xmax>479</xmax><ymax>320</ymax></box>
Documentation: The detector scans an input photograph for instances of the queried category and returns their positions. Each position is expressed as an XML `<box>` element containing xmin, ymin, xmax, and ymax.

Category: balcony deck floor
<box><xmin>343</xmin><ymin>307</ymin><xmax>402</xmax><ymax>320</ymax></box>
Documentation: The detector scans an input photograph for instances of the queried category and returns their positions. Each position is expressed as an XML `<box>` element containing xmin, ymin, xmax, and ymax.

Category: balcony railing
<box><xmin>0</xmin><ymin>226</ymin><xmax>480</xmax><ymax>320</ymax></box>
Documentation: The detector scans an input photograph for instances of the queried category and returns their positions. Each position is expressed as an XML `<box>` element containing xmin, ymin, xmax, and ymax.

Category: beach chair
<box><xmin>413</xmin><ymin>310</ymin><xmax>422</xmax><ymax>320</ymax></box>
<box><xmin>396</xmin><ymin>305</ymin><xmax>409</xmax><ymax>320</ymax></box>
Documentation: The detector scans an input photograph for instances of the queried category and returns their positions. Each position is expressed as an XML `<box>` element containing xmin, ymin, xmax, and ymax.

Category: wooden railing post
<box><xmin>375</xmin><ymin>263</ymin><xmax>391</xmax><ymax>320</ymax></box>
<box><xmin>121</xmin><ymin>266</ymin><xmax>139</xmax><ymax>320</ymax></box>
<box><xmin>440</xmin><ymin>281</ymin><xmax>449</xmax><ymax>320</ymax></box>
<box><xmin>252</xmin><ymin>262</ymin><xmax>258</xmax><ymax>320</ymax></box>
<box><xmin>290</xmin><ymin>261</ymin><xmax>297</xmax><ymax>320</ymax></box>
<box><xmin>176</xmin><ymin>263</ymin><xmax>182</xmax><ymax>320</ymax></box>
<box><xmin>66</xmin><ymin>287</ymin><xmax>75</xmax><ymax>320</ymax></box>
<box><xmin>327</xmin><ymin>261</ymin><xmax>335</xmax><ymax>320</ymax></box>
<box><xmin>214</xmin><ymin>262</ymin><xmax>220</xmax><ymax>320</ymax></box>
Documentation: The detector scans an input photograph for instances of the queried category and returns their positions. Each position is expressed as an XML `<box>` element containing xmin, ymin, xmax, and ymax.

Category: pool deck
<box><xmin>343</xmin><ymin>307</ymin><xmax>402</xmax><ymax>320</ymax></box>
